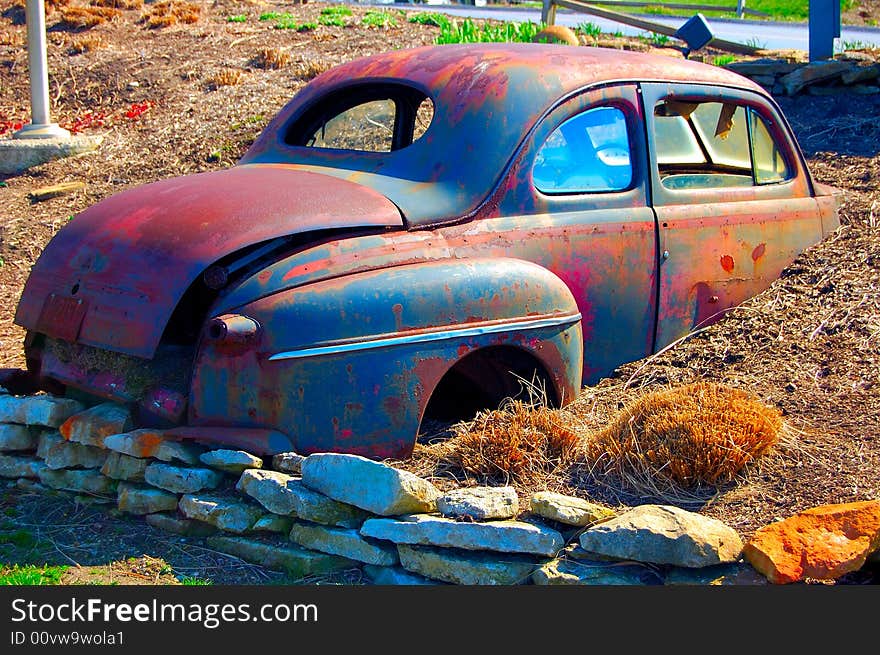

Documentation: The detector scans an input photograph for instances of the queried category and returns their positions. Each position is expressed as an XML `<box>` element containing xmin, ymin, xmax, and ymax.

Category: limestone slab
<box><xmin>579</xmin><ymin>504</ymin><xmax>743</xmax><ymax>568</ymax></box>
<box><xmin>289</xmin><ymin>522</ymin><xmax>399</xmax><ymax>566</ymax></box>
<box><xmin>361</xmin><ymin>514</ymin><xmax>564</xmax><ymax>557</ymax></box>
<box><xmin>301</xmin><ymin>453</ymin><xmax>439</xmax><ymax>516</ymax></box>
<box><xmin>237</xmin><ymin>469</ymin><xmax>367</xmax><ymax>528</ymax></box>
<box><xmin>207</xmin><ymin>535</ymin><xmax>358</xmax><ymax>579</ymax></box>
<box><xmin>397</xmin><ymin>544</ymin><xmax>538</xmax><ymax>585</ymax></box>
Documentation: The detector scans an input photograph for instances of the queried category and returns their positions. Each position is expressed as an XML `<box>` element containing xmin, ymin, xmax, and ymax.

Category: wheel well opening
<box><xmin>420</xmin><ymin>346</ymin><xmax>559</xmax><ymax>436</ymax></box>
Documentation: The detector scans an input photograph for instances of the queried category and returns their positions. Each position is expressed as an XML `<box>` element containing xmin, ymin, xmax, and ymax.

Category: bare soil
<box><xmin>1</xmin><ymin>1</ymin><xmax>879</xmax><ymax>585</ymax></box>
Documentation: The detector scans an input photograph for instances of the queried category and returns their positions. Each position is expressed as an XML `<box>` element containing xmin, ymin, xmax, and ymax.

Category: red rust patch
<box><xmin>720</xmin><ymin>254</ymin><xmax>735</xmax><ymax>273</ymax></box>
<box><xmin>752</xmin><ymin>243</ymin><xmax>766</xmax><ymax>261</ymax></box>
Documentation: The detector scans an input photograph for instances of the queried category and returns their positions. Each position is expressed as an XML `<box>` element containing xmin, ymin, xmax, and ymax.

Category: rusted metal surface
<box><xmin>191</xmin><ymin>258</ymin><xmax>582</xmax><ymax>458</ymax></box>
<box><xmin>242</xmin><ymin>43</ymin><xmax>764</xmax><ymax>227</ymax></box>
<box><xmin>15</xmin><ymin>165</ymin><xmax>402</xmax><ymax>359</ymax></box>
<box><xmin>165</xmin><ymin>427</ymin><xmax>295</xmax><ymax>456</ymax></box>
<box><xmin>13</xmin><ymin>44</ymin><xmax>839</xmax><ymax>459</ymax></box>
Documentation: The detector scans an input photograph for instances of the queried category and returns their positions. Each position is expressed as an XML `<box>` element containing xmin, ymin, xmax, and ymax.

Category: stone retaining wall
<box><xmin>724</xmin><ymin>55</ymin><xmax>880</xmax><ymax>96</ymax></box>
<box><xmin>2</xmin><ymin>388</ymin><xmax>879</xmax><ymax>585</ymax></box>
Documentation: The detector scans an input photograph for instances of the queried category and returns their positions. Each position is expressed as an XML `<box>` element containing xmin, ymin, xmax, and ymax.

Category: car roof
<box><xmin>241</xmin><ymin>43</ymin><xmax>767</xmax><ymax>227</ymax></box>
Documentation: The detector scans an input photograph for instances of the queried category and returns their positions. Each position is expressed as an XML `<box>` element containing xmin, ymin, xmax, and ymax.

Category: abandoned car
<box><xmin>13</xmin><ymin>44</ymin><xmax>840</xmax><ymax>459</ymax></box>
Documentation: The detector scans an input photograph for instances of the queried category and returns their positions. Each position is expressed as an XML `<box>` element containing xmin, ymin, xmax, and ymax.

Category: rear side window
<box><xmin>533</xmin><ymin>106</ymin><xmax>633</xmax><ymax>194</ymax></box>
<box><xmin>653</xmin><ymin>99</ymin><xmax>791</xmax><ymax>190</ymax></box>
<box><xmin>307</xmin><ymin>99</ymin><xmax>396</xmax><ymax>152</ymax></box>
<box><xmin>286</xmin><ymin>83</ymin><xmax>434</xmax><ymax>153</ymax></box>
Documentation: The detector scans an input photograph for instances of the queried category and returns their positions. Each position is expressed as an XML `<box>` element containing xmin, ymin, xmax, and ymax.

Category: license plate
<box><xmin>35</xmin><ymin>294</ymin><xmax>88</xmax><ymax>342</ymax></box>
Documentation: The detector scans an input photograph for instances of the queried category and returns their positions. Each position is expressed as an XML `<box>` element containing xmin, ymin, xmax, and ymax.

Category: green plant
<box><xmin>296</xmin><ymin>22</ymin><xmax>317</xmax><ymax>32</ymax></box>
<box><xmin>319</xmin><ymin>14</ymin><xmax>346</xmax><ymax>27</ymax></box>
<box><xmin>226</xmin><ymin>14</ymin><xmax>246</xmax><ymax>23</ymax></box>
<box><xmin>0</xmin><ymin>564</ymin><xmax>68</xmax><ymax>585</ymax></box>
<box><xmin>273</xmin><ymin>15</ymin><xmax>299</xmax><ymax>30</ymax></box>
<box><xmin>231</xmin><ymin>114</ymin><xmax>265</xmax><ymax>130</ymax></box>
<box><xmin>577</xmin><ymin>21</ymin><xmax>602</xmax><ymax>39</ymax></box>
<box><xmin>713</xmin><ymin>54</ymin><xmax>736</xmax><ymax>66</ymax></box>
<box><xmin>180</xmin><ymin>575</ymin><xmax>212</xmax><ymax>585</ymax></box>
<box><xmin>653</xmin><ymin>33</ymin><xmax>670</xmax><ymax>46</ymax></box>
<box><xmin>362</xmin><ymin>10</ymin><xmax>398</xmax><ymax>29</ymax></box>
<box><xmin>745</xmin><ymin>37</ymin><xmax>767</xmax><ymax>49</ymax></box>
<box><xmin>408</xmin><ymin>12</ymin><xmax>450</xmax><ymax>28</ymax></box>
<box><xmin>258</xmin><ymin>12</ymin><xmax>280</xmax><ymax>21</ymax></box>
<box><xmin>320</xmin><ymin>5</ymin><xmax>352</xmax><ymax>16</ymax></box>
<box><xmin>436</xmin><ymin>18</ymin><xmax>543</xmax><ymax>45</ymax></box>
<box><xmin>639</xmin><ymin>31</ymin><xmax>669</xmax><ymax>46</ymax></box>
<box><xmin>840</xmin><ymin>40</ymin><xmax>873</xmax><ymax>52</ymax></box>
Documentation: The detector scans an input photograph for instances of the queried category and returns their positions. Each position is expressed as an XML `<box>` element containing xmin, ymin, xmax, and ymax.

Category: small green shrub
<box><xmin>362</xmin><ymin>10</ymin><xmax>399</xmax><ymax>29</ymax></box>
<box><xmin>180</xmin><ymin>575</ymin><xmax>212</xmax><ymax>585</ymax></box>
<box><xmin>577</xmin><ymin>21</ymin><xmax>601</xmax><ymax>39</ymax></box>
<box><xmin>0</xmin><ymin>564</ymin><xmax>68</xmax><ymax>585</ymax></box>
<box><xmin>436</xmin><ymin>18</ymin><xmax>543</xmax><ymax>44</ymax></box>
<box><xmin>319</xmin><ymin>15</ymin><xmax>346</xmax><ymax>27</ymax></box>
<box><xmin>320</xmin><ymin>5</ymin><xmax>352</xmax><ymax>17</ymax></box>
<box><xmin>408</xmin><ymin>12</ymin><xmax>450</xmax><ymax>28</ymax></box>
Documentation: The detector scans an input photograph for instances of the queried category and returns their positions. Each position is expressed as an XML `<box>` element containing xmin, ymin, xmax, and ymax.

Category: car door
<box><xmin>439</xmin><ymin>84</ymin><xmax>658</xmax><ymax>384</ymax></box>
<box><xmin>640</xmin><ymin>82</ymin><xmax>826</xmax><ymax>351</ymax></box>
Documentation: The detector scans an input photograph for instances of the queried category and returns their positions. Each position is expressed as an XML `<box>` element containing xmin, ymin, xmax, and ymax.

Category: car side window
<box><xmin>532</xmin><ymin>106</ymin><xmax>633</xmax><ymax>194</ymax></box>
<box><xmin>653</xmin><ymin>99</ymin><xmax>791</xmax><ymax>190</ymax></box>
<box><xmin>285</xmin><ymin>83</ymin><xmax>434</xmax><ymax>153</ymax></box>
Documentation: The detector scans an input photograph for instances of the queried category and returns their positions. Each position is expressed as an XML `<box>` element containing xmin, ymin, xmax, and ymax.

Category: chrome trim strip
<box><xmin>267</xmin><ymin>313</ymin><xmax>582</xmax><ymax>362</ymax></box>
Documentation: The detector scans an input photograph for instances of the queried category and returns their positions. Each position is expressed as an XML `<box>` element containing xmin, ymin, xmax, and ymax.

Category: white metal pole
<box><xmin>13</xmin><ymin>0</ymin><xmax>70</xmax><ymax>139</ymax></box>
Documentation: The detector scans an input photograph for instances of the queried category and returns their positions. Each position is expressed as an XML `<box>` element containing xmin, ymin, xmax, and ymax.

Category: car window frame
<box><xmin>532</xmin><ymin>105</ymin><xmax>635</xmax><ymax>196</ymax></box>
<box><xmin>640</xmin><ymin>82</ymin><xmax>812</xmax><ymax>207</ymax></box>
<box><xmin>283</xmin><ymin>82</ymin><xmax>432</xmax><ymax>153</ymax></box>
<box><xmin>493</xmin><ymin>83</ymin><xmax>649</xmax><ymax>218</ymax></box>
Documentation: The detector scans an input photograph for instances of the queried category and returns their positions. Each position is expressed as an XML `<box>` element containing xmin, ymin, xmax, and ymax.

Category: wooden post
<box><xmin>736</xmin><ymin>0</ymin><xmax>746</xmax><ymax>18</ymax></box>
<box><xmin>542</xmin><ymin>0</ymin><xmax>557</xmax><ymax>26</ymax></box>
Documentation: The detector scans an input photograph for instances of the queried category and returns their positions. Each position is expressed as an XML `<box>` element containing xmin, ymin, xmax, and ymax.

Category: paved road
<box><xmin>379</xmin><ymin>2</ymin><xmax>880</xmax><ymax>52</ymax></box>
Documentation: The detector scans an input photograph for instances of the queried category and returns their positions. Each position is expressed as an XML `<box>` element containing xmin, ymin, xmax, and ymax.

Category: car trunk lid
<box><xmin>15</xmin><ymin>164</ymin><xmax>403</xmax><ymax>359</ymax></box>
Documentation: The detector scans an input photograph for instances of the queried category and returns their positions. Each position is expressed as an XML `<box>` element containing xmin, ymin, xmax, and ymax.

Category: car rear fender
<box><xmin>189</xmin><ymin>257</ymin><xmax>583</xmax><ymax>458</ymax></box>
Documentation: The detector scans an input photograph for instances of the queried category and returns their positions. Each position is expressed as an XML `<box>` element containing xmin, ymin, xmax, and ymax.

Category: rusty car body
<box><xmin>14</xmin><ymin>44</ymin><xmax>840</xmax><ymax>459</ymax></box>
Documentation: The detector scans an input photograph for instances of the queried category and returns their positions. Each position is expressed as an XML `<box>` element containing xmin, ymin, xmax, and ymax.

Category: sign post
<box><xmin>809</xmin><ymin>0</ymin><xmax>841</xmax><ymax>61</ymax></box>
<box><xmin>13</xmin><ymin>0</ymin><xmax>70</xmax><ymax>139</ymax></box>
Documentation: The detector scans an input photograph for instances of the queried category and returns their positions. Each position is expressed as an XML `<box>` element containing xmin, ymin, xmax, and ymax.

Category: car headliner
<box><xmin>239</xmin><ymin>43</ymin><xmax>767</xmax><ymax>227</ymax></box>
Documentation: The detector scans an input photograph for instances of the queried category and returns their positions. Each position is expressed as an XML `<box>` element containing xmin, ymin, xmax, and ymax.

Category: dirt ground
<box><xmin>1</xmin><ymin>1</ymin><xmax>879</xmax><ymax>584</ymax></box>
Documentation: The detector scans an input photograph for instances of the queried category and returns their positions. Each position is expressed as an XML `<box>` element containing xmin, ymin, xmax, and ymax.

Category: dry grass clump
<box><xmin>89</xmin><ymin>0</ymin><xmax>144</xmax><ymax>9</ymax></box>
<box><xmin>69</xmin><ymin>34</ymin><xmax>107</xmax><ymax>53</ymax></box>
<box><xmin>209</xmin><ymin>68</ymin><xmax>243</xmax><ymax>88</ymax></box>
<box><xmin>257</xmin><ymin>47</ymin><xmax>291</xmax><ymax>70</ymax></box>
<box><xmin>0</xmin><ymin>31</ymin><xmax>24</xmax><ymax>47</ymax></box>
<box><xmin>432</xmin><ymin>399</ymin><xmax>583</xmax><ymax>487</ymax></box>
<box><xmin>141</xmin><ymin>0</ymin><xmax>200</xmax><ymax>28</ymax></box>
<box><xmin>59</xmin><ymin>5</ymin><xmax>121</xmax><ymax>27</ymax></box>
<box><xmin>583</xmin><ymin>382</ymin><xmax>783</xmax><ymax>494</ymax></box>
<box><xmin>295</xmin><ymin>59</ymin><xmax>333</xmax><ymax>81</ymax></box>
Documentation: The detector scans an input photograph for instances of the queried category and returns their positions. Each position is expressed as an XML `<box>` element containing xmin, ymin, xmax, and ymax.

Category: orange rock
<box><xmin>744</xmin><ymin>500</ymin><xmax>880</xmax><ymax>584</ymax></box>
